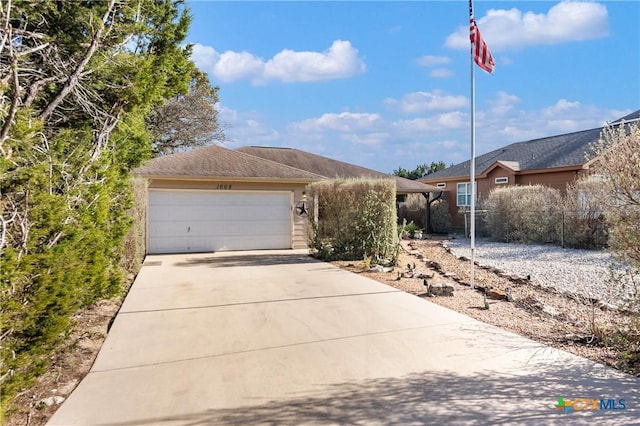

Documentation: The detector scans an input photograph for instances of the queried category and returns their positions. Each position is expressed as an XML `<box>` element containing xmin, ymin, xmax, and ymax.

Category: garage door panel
<box><xmin>187</xmin><ymin>235</ymin><xmax>290</xmax><ymax>252</ymax></box>
<box><xmin>149</xmin><ymin>203</ymin><xmax>290</xmax><ymax>222</ymax></box>
<box><xmin>148</xmin><ymin>191</ymin><xmax>292</xmax><ymax>253</ymax></box>
<box><xmin>149</xmin><ymin>192</ymin><xmax>288</xmax><ymax>206</ymax></box>
<box><xmin>149</xmin><ymin>220</ymin><xmax>290</xmax><ymax>239</ymax></box>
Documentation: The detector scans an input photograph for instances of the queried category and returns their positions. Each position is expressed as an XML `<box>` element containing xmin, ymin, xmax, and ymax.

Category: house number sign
<box><xmin>216</xmin><ymin>184</ymin><xmax>232</xmax><ymax>190</ymax></box>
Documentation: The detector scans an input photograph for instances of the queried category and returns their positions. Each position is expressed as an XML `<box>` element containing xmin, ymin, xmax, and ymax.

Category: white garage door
<box><xmin>148</xmin><ymin>191</ymin><xmax>292</xmax><ymax>254</ymax></box>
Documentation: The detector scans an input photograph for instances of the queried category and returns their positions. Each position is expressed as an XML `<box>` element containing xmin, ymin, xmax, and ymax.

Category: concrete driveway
<box><xmin>49</xmin><ymin>250</ymin><xmax>638</xmax><ymax>425</ymax></box>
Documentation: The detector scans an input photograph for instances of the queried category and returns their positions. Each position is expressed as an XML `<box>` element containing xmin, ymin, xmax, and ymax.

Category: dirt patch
<box><xmin>4</xmin><ymin>298</ymin><xmax>122</xmax><ymax>426</ymax></box>
<box><xmin>333</xmin><ymin>238</ymin><xmax>637</xmax><ymax>376</ymax></box>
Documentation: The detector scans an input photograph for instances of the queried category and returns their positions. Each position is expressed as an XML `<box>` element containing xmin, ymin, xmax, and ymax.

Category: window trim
<box><xmin>456</xmin><ymin>182</ymin><xmax>476</xmax><ymax>207</ymax></box>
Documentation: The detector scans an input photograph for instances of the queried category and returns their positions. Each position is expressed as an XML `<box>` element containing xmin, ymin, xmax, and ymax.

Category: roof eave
<box><xmin>398</xmin><ymin>188</ymin><xmax>446</xmax><ymax>194</ymax></box>
<box><xmin>516</xmin><ymin>164</ymin><xmax>588</xmax><ymax>176</ymax></box>
<box><xmin>421</xmin><ymin>163</ymin><xmax>589</xmax><ymax>181</ymax></box>
<box><xmin>136</xmin><ymin>174</ymin><xmax>323</xmax><ymax>184</ymax></box>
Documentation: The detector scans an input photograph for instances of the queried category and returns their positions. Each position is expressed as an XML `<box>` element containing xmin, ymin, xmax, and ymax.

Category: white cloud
<box><xmin>192</xmin><ymin>40</ymin><xmax>365</xmax><ymax>85</ymax></box>
<box><xmin>439</xmin><ymin>140</ymin><xmax>461</xmax><ymax>150</ymax></box>
<box><xmin>393</xmin><ymin>111</ymin><xmax>468</xmax><ymax>133</ymax></box>
<box><xmin>542</xmin><ymin>99</ymin><xmax>581</xmax><ymax>116</ymax></box>
<box><xmin>384</xmin><ymin>90</ymin><xmax>468</xmax><ymax>114</ymax></box>
<box><xmin>478</xmin><ymin>100</ymin><xmax>630</xmax><ymax>154</ymax></box>
<box><xmin>191</xmin><ymin>44</ymin><xmax>220</xmax><ymax>73</ymax></box>
<box><xmin>445</xmin><ymin>1</ymin><xmax>609</xmax><ymax>51</ymax></box>
<box><xmin>416</xmin><ymin>55</ymin><xmax>451</xmax><ymax>67</ymax></box>
<box><xmin>341</xmin><ymin>132</ymin><xmax>390</xmax><ymax>146</ymax></box>
<box><xmin>430</xmin><ymin>68</ymin><xmax>453</xmax><ymax>78</ymax></box>
<box><xmin>216</xmin><ymin>104</ymin><xmax>280</xmax><ymax>146</ymax></box>
<box><xmin>289</xmin><ymin>112</ymin><xmax>383</xmax><ymax>133</ymax></box>
<box><xmin>213</xmin><ymin>51</ymin><xmax>265</xmax><ymax>83</ymax></box>
<box><xmin>218</xmin><ymin>98</ymin><xmax>631</xmax><ymax>175</ymax></box>
<box><xmin>488</xmin><ymin>91</ymin><xmax>521</xmax><ymax>115</ymax></box>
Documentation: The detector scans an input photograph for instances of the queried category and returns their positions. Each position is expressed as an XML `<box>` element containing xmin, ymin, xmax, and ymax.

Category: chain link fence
<box><xmin>461</xmin><ymin>208</ymin><xmax>608</xmax><ymax>249</ymax></box>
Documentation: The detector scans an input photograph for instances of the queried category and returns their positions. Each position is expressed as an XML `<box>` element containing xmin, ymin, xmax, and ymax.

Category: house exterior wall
<box><xmin>147</xmin><ymin>178</ymin><xmax>311</xmax><ymax>249</ymax></box>
<box><xmin>428</xmin><ymin>178</ymin><xmax>481</xmax><ymax>229</ymax></box>
<box><xmin>485</xmin><ymin>167</ymin><xmax>516</xmax><ymax>193</ymax></box>
<box><xmin>515</xmin><ymin>169</ymin><xmax>585</xmax><ymax>194</ymax></box>
<box><xmin>422</xmin><ymin>167</ymin><xmax>588</xmax><ymax>230</ymax></box>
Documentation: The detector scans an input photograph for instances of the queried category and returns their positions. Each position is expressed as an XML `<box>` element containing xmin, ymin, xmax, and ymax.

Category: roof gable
<box><xmin>482</xmin><ymin>160</ymin><xmax>521</xmax><ymax>175</ymax></box>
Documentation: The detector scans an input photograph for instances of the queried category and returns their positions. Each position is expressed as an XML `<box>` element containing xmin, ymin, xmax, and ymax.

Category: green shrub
<box><xmin>562</xmin><ymin>177</ymin><xmax>608</xmax><ymax>249</ymax></box>
<box><xmin>404</xmin><ymin>221</ymin><xmax>420</xmax><ymax>238</ymax></box>
<box><xmin>484</xmin><ymin>185</ymin><xmax>562</xmax><ymax>244</ymax></box>
<box><xmin>307</xmin><ymin>178</ymin><xmax>397</xmax><ymax>262</ymax></box>
<box><xmin>431</xmin><ymin>199</ymin><xmax>452</xmax><ymax>234</ymax></box>
<box><xmin>400</xmin><ymin>194</ymin><xmax>426</xmax><ymax>230</ymax></box>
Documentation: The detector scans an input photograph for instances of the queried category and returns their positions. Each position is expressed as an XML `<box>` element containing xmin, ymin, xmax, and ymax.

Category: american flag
<box><xmin>470</xmin><ymin>1</ymin><xmax>495</xmax><ymax>74</ymax></box>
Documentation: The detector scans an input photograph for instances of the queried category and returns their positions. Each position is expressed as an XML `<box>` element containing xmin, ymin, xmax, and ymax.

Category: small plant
<box><xmin>404</xmin><ymin>221</ymin><xmax>420</xmax><ymax>238</ymax></box>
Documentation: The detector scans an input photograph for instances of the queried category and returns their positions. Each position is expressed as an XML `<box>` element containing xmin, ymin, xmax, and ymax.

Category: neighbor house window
<box><xmin>495</xmin><ymin>177</ymin><xmax>508</xmax><ymax>184</ymax></box>
<box><xmin>457</xmin><ymin>182</ymin><xmax>476</xmax><ymax>206</ymax></box>
<box><xmin>436</xmin><ymin>182</ymin><xmax>447</xmax><ymax>189</ymax></box>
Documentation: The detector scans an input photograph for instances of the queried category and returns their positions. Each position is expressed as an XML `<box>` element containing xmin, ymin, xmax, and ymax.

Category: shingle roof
<box><xmin>134</xmin><ymin>144</ymin><xmax>325</xmax><ymax>181</ymax></box>
<box><xmin>236</xmin><ymin>146</ymin><xmax>442</xmax><ymax>193</ymax></box>
<box><xmin>422</xmin><ymin>109</ymin><xmax>640</xmax><ymax>181</ymax></box>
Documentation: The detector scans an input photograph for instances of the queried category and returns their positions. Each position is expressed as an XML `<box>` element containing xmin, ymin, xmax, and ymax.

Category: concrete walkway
<box><xmin>49</xmin><ymin>250</ymin><xmax>638</xmax><ymax>425</ymax></box>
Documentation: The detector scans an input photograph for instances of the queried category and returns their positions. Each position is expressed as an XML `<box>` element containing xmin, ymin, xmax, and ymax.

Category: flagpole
<box><xmin>468</xmin><ymin>0</ymin><xmax>494</xmax><ymax>291</ymax></box>
<box><xmin>469</xmin><ymin>1</ymin><xmax>476</xmax><ymax>290</ymax></box>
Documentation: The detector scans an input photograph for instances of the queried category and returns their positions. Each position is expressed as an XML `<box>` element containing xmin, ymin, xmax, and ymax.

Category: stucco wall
<box><xmin>422</xmin><ymin>167</ymin><xmax>587</xmax><ymax>230</ymax></box>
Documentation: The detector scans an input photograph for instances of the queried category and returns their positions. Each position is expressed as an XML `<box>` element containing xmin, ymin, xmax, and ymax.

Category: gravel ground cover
<box><xmin>446</xmin><ymin>238</ymin><xmax>638</xmax><ymax>305</ymax></box>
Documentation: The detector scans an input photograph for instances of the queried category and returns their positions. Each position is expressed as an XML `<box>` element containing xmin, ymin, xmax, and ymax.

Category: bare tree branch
<box><xmin>0</xmin><ymin>0</ymin><xmax>12</xmax><ymax>57</ymax></box>
<box><xmin>38</xmin><ymin>0</ymin><xmax>117</xmax><ymax>122</ymax></box>
<box><xmin>0</xmin><ymin>36</ymin><xmax>20</xmax><ymax>150</ymax></box>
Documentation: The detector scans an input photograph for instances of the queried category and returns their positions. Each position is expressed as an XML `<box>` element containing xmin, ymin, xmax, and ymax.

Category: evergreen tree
<box><xmin>0</xmin><ymin>0</ymin><xmax>208</xmax><ymax>409</ymax></box>
<box><xmin>393</xmin><ymin>161</ymin><xmax>446</xmax><ymax>180</ymax></box>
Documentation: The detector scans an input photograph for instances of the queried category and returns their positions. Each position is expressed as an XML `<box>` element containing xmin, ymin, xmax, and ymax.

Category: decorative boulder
<box><xmin>425</xmin><ymin>280</ymin><xmax>454</xmax><ymax>297</ymax></box>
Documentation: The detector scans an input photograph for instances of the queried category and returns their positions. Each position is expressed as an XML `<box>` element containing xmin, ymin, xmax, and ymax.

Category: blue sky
<box><xmin>187</xmin><ymin>1</ymin><xmax>639</xmax><ymax>173</ymax></box>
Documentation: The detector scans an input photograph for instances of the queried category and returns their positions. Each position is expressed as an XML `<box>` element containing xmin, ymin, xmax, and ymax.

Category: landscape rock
<box><xmin>425</xmin><ymin>281</ymin><xmax>454</xmax><ymax>297</ymax></box>
<box><xmin>597</xmin><ymin>301</ymin><xmax>618</xmax><ymax>311</ymax></box>
<box><xmin>367</xmin><ymin>265</ymin><xmax>393</xmax><ymax>273</ymax></box>
<box><xmin>40</xmin><ymin>396</ymin><xmax>65</xmax><ymax>407</ymax></box>
<box><xmin>57</xmin><ymin>380</ymin><xmax>79</xmax><ymax>395</ymax></box>
<box><xmin>542</xmin><ymin>304</ymin><xmax>559</xmax><ymax>317</ymax></box>
<box><xmin>486</xmin><ymin>288</ymin><xmax>507</xmax><ymax>300</ymax></box>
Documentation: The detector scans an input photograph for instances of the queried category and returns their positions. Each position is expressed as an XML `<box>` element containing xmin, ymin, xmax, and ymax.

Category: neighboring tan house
<box><xmin>419</xmin><ymin>110</ymin><xmax>640</xmax><ymax>229</ymax></box>
<box><xmin>135</xmin><ymin>144</ymin><xmax>440</xmax><ymax>254</ymax></box>
<box><xmin>235</xmin><ymin>146</ymin><xmax>438</xmax><ymax>195</ymax></box>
